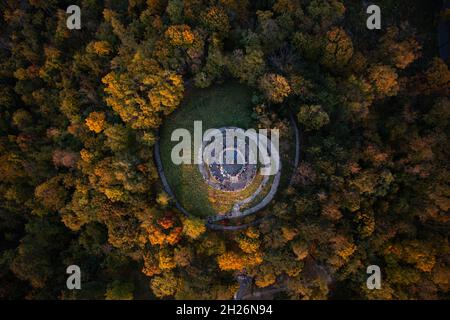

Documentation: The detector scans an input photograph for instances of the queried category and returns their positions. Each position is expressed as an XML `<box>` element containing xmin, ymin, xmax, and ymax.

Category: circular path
<box><xmin>154</xmin><ymin>112</ymin><xmax>300</xmax><ymax>230</ymax></box>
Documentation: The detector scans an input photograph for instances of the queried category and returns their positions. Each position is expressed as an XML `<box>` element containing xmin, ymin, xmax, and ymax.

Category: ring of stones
<box><xmin>197</xmin><ymin>127</ymin><xmax>258</xmax><ymax>192</ymax></box>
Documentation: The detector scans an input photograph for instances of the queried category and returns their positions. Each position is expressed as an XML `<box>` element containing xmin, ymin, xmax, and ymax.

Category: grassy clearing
<box><xmin>159</xmin><ymin>82</ymin><xmax>297</xmax><ymax>218</ymax></box>
<box><xmin>160</xmin><ymin>83</ymin><xmax>256</xmax><ymax>217</ymax></box>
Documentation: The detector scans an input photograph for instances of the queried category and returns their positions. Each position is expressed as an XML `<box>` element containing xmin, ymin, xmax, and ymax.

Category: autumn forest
<box><xmin>0</xmin><ymin>0</ymin><xmax>449</xmax><ymax>300</ymax></box>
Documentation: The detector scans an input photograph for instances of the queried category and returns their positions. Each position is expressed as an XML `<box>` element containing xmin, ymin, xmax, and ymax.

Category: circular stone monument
<box><xmin>198</xmin><ymin>127</ymin><xmax>258</xmax><ymax>192</ymax></box>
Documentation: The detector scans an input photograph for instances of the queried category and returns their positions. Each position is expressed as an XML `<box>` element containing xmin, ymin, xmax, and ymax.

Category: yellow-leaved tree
<box><xmin>102</xmin><ymin>51</ymin><xmax>184</xmax><ymax>129</ymax></box>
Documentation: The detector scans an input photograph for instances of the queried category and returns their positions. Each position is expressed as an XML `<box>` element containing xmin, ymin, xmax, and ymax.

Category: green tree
<box><xmin>297</xmin><ymin>105</ymin><xmax>330</xmax><ymax>131</ymax></box>
<box><xmin>105</xmin><ymin>280</ymin><xmax>135</xmax><ymax>300</ymax></box>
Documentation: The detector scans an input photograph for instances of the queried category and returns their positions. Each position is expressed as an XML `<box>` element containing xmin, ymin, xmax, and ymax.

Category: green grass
<box><xmin>160</xmin><ymin>82</ymin><xmax>257</xmax><ymax>217</ymax></box>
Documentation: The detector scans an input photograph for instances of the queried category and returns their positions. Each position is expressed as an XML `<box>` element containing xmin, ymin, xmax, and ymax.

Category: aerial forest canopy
<box><xmin>0</xmin><ymin>0</ymin><xmax>449</xmax><ymax>300</ymax></box>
